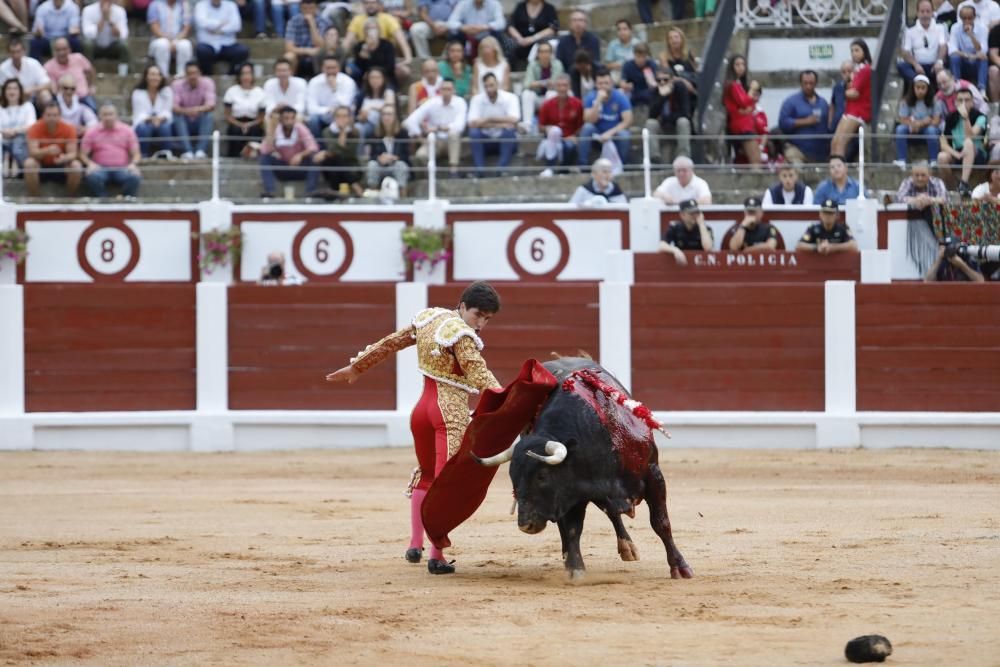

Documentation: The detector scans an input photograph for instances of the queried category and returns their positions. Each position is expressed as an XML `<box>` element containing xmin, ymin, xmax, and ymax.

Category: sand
<box><xmin>1</xmin><ymin>446</ymin><xmax>999</xmax><ymax>666</ymax></box>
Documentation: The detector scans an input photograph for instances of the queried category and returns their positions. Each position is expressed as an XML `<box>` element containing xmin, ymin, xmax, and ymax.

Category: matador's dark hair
<box><xmin>459</xmin><ymin>281</ymin><xmax>501</xmax><ymax>314</ymax></box>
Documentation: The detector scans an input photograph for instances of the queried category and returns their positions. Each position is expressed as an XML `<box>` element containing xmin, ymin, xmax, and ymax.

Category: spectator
<box><xmin>989</xmin><ymin>19</ymin><xmax>1000</xmax><ymax>100</ymax></box>
<box><xmin>778</xmin><ymin>70</ymin><xmax>830</xmax><ymax>164</ymax></box>
<box><xmin>658</xmin><ymin>27</ymin><xmax>698</xmax><ymax>105</ymax></box>
<box><xmin>828</xmin><ymin>59</ymin><xmax>853</xmax><ymax>132</ymax></box>
<box><xmin>570</xmin><ymin>49</ymin><xmax>595</xmax><ymax>99</ymax></box>
<box><xmin>411</xmin><ymin>0</ymin><xmax>458</xmax><ymax>59</ymax></box>
<box><xmin>638</xmin><ymin>0</ymin><xmax>684</xmax><ymax>24</ymax></box>
<box><xmin>653</xmin><ymin>155</ymin><xmax>712</xmax><ymax>204</ymax></box>
<box><xmin>658</xmin><ymin>198</ymin><xmax>713</xmax><ymax>264</ymax></box>
<box><xmin>403</xmin><ymin>78</ymin><xmax>465</xmax><ymax>176</ymax></box>
<box><xmin>408</xmin><ymin>58</ymin><xmax>443</xmax><ymax>115</ymax></box>
<box><xmin>320</xmin><ymin>25</ymin><xmax>344</xmax><ymax>62</ymax></box>
<box><xmin>895</xmin><ymin>160</ymin><xmax>948</xmax><ymax>207</ymax></box>
<box><xmin>727</xmin><ymin>197</ymin><xmax>778</xmax><ymax>253</ymax></box>
<box><xmin>830</xmin><ymin>39</ymin><xmax>873</xmax><ymax>157</ymax></box>
<box><xmin>270</xmin><ymin>0</ymin><xmax>301</xmax><ymax>40</ymax></box>
<box><xmin>260</xmin><ymin>105</ymin><xmax>319</xmax><ymax>197</ymax></box>
<box><xmin>620</xmin><ymin>42</ymin><xmax>657</xmax><ymax>108</ymax></box>
<box><xmin>938</xmin><ymin>86</ymin><xmax>987</xmax><ymax>192</ymax></box>
<box><xmin>578</xmin><ymin>68</ymin><xmax>632</xmax><ymax>168</ymax></box>
<box><xmin>948</xmin><ymin>5</ymin><xmax>988</xmax><ymax>91</ymax></box>
<box><xmin>355</xmin><ymin>66</ymin><xmax>396</xmax><ymax>144</ymax></box>
<box><xmin>748</xmin><ymin>80</ymin><xmax>770</xmax><ymax>163</ymax></box>
<box><xmin>30</xmin><ymin>0</ymin><xmax>81</xmax><ymax>61</ymax></box>
<box><xmin>695</xmin><ymin>0</ymin><xmax>717</xmax><ymax>19</ymax></box>
<box><xmin>556</xmin><ymin>10</ymin><xmax>599</xmax><ymax>72</ymax></box>
<box><xmin>471</xmin><ymin>35</ymin><xmax>509</xmax><ymax>94</ymax></box>
<box><xmin>284</xmin><ymin>0</ymin><xmax>330</xmax><ymax>79</ymax></box>
<box><xmin>42</xmin><ymin>37</ymin><xmax>95</xmax><ymax>111</ymax></box>
<box><xmin>81</xmin><ymin>0</ymin><xmax>129</xmax><ymax>64</ymax></box>
<box><xmin>223</xmin><ymin>62</ymin><xmax>266</xmax><ymax>158</ymax></box>
<box><xmin>263</xmin><ymin>57</ymin><xmax>307</xmax><ymax>117</ymax></box>
<box><xmin>351</xmin><ymin>17</ymin><xmax>400</xmax><ymax>87</ymax></box>
<box><xmin>0</xmin><ymin>0</ymin><xmax>27</xmax><ymax>33</ymax></box>
<box><xmin>0</xmin><ymin>39</ymin><xmax>50</xmax><ymax>100</ymax></box>
<box><xmin>446</xmin><ymin>0</ymin><xmax>505</xmax><ymax>49</ymax></box>
<box><xmin>80</xmin><ymin>103</ymin><xmax>141</xmax><ymax>198</ymax></box>
<box><xmin>23</xmin><ymin>101</ymin><xmax>81</xmax><ymax>196</ymax></box>
<box><xmin>972</xmin><ymin>163</ymin><xmax>1000</xmax><ymax>198</ymax></box>
<box><xmin>172</xmin><ymin>62</ymin><xmax>216</xmax><ymax>160</ymax></box>
<box><xmin>644</xmin><ymin>67</ymin><xmax>692</xmax><ymax>163</ymax></box>
<box><xmin>466</xmin><ymin>71</ymin><xmax>519</xmax><ymax>177</ymax></box>
<box><xmin>312</xmin><ymin>104</ymin><xmax>362</xmax><ymax>195</ymax></box>
<box><xmin>305</xmin><ymin>55</ymin><xmax>357</xmax><ymax>137</ymax></box>
<box><xmin>813</xmin><ymin>154</ymin><xmax>861</xmax><ymax>205</ymax></box>
<box><xmin>343</xmin><ymin>0</ymin><xmax>413</xmax><ymax>79</ymax></box>
<box><xmin>958</xmin><ymin>0</ymin><xmax>1000</xmax><ymax>27</ymax></box>
<box><xmin>723</xmin><ymin>54</ymin><xmax>761</xmax><ymax>166</ymax></box>
<box><xmin>536</xmin><ymin>73</ymin><xmax>581</xmax><ymax>176</ymax></box>
<box><xmin>55</xmin><ymin>74</ymin><xmax>96</xmax><ymax>135</ymax></box>
<box><xmin>439</xmin><ymin>40</ymin><xmax>472</xmax><ymax>98</ymax></box>
<box><xmin>0</xmin><ymin>78</ymin><xmax>35</xmax><ymax>176</ymax></box>
<box><xmin>148</xmin><ymin>0</ymin><xmax>194</xmax><ymax>79</ymax></box>
<box><xmin>925</xmin><ymin>241</ymin><xmax>986</xmax><ymax>281</ymax></box>
<box><xmin>569</xmin><ymin>157</ymin><xmax>627</xmax><ymax>205</ymax></box>
<box><xmin>505</xmin><ymin>0</ymin><xmax>558</xmax><ymax>69</ymax></box>
<box><xmin>894</xmin><ymin>74</ymin><xmax>944</xmax><ymax>167</ymax></box>
<box><xmin>520</xmin><ymin>40</ymin><xmax>562</xmax><ymax>134</ymax></box>
<box><xmin>193</xmin><ymin>0</ymin><xmax>250</xmax><ymax>75</ymax></box>
<box><xmin>605</xmin><ymin>19</ymin><xmax>639</xmax><ymax>74</ymax></box>
<box><xmin>366</xmin><ymin>104</ymin><xmax>409</xmax><ymax>194</ymax></box>
<box><xmin>935</xmin><ymin>67</ymin><xmax>990</xmax><ymax>114</ymax></box>
<box><xmin>762</xmin><ymin>164</ymin><xmax>814</xmax><ymax>207</ymax></box>
<box><xmin>897</xmin><ymin>0</ymin><xmax>947</xmax><ymax>91</ymax></box>
<box><xmin>259</xmin><ymin>251</ymin><xmax>304</xmax><ymax>285</ymax></box>
<box><xmin>795</xmin><ymin>199</ymin><xmax>858</xmax><ymax>254</ymax></box>
<box><xmin>131</xmin><ymin>64</ymin><xmax>175</xmax><ymax>159</ymax></box>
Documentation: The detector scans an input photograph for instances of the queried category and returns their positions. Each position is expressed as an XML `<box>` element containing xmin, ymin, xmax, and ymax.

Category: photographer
<box><xmin>658</xmin><ymin>198</ymin><xmax>713</xmax><ymax>265</ymax></box>
<box><xmin>259</xmin><ymin>251</ymin><xmax>303</xmax><ymax>285</ymax></box>
<box><xmin>924</xmin><ymin>239</ymin><xmax>985</xmax><ymax>282</ymax></box>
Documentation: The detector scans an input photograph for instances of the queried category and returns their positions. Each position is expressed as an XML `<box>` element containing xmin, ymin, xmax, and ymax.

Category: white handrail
<box><xmin>210</xmin><ymin>130</ymin><xmax>220</xmax><ymax>201</ymax></box>
<box><xmin>642</xmin><ymin>127</ymin><xmax>651</xmax><ymax>199</ymax></box>
<box><xmin>427</xmin><ymin>132</ymin><xmax>437</xmax><ymax>201</ymax></box>
<box><xmin>857</xmin><ymin>126</ymin><xmax>865</xmax><ymax>199</ymax></box>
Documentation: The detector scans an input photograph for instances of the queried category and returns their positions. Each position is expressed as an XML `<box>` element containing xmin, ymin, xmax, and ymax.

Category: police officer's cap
<box><xmin>820</xmin><ymin>198</ymin><xmax>838</xmax><ymax>213</ymax></box>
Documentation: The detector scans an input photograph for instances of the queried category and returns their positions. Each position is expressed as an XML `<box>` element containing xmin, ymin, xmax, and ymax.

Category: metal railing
<box><xmin>736</xmin><ymin>0</ymin><xmax>891</xmax><ymax>28</ymax></box>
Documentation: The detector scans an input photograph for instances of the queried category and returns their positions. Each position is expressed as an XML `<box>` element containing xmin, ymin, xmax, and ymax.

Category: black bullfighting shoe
<box><xmin>405</xmin><ymin>547</ymin><xmax>423</xmax><ymax>563</ymax></box>
<box><xmin>427</xmin><ymin>559</ymin><xmax>455</xmax><ymax>575</ymax></box>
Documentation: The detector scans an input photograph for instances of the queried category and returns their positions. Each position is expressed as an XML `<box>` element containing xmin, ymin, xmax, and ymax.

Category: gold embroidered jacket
<box><xmin>350</xmin><ymin>307</ymin><xmax>501</xmax><ymax>395</ymax></box>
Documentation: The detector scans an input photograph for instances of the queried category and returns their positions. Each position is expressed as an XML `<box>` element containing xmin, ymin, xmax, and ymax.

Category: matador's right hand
<box><xmin>325</xmin><ymin>366</ymin><xmax>360</xmax><ymax>383</ymax></box>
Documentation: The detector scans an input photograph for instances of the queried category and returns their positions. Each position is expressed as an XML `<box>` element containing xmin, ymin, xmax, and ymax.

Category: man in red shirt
<box><xmin>536</xmin><ymin>73</ymin><xmax>582</xmax><ymax>177</ymax></box>
<box><xmin>23</xmin><ymin>101</ymin><xmax>82</xmax><ymax>196</ymax></box>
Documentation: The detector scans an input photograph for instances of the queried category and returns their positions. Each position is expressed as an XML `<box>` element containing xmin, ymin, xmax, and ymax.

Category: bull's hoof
<box><xmin>567</xmin><ymin>568</ymin><xmax>586</xmax><ymax>581</ymax></box>
<box><xmin>427</xmin><ymin>559</ymin><xmax>455</xmax><ymax>575</ymax></box>
<box><xmin>404</xmin><ymin>547</ymin><xmax>423</xmax><ymax>563</ymax></box>
<box><xmin>617</xmin><ymin>538</ymin><xmax>640</xmax><ymax>562</ymax></box>
<box><xmin>670</xmin><ymin>565</ymin><xmax>695</xmax><ymax>579</ymax></box>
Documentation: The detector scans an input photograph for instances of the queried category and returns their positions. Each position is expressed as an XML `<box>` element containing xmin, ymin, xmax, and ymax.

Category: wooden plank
<box><xmin>631</xmin><ymin>285</ymin><xmax>825</xmax><ymax>307</ymax></box>
<box><xmin>858</xmin><ymin>349</ymin><xmax>1000</xmax><ymax>371</ymax></box>
<box><xmin>632</xmin><ymin>347</ymin><xmax>823</xmax><ymax>371</ymax></box>
<box><xmin>228</xmin><ymin>284</ymin><xmax>396</xmax><ymax>306</ymax></box>
<box><xmin>632</xmin><ymin>368</ymin><xmax>824</xmax><ymax>392</ymax></box>
<box><xmin>857</xmin><ymin>391</ymin><xmax>1000</xmax><ymax>412</ymax></box>
<box><xmin>631</xmin><ymin>305</ymin><xmax>824</xmax><ymax>328</ymax></box>
<box><xmin>856</xmin><ymin>304</ymin><xmax>1000</xmax><ymax>327</ymax></box>
<box><xmin>27</xmin><ymin>369</ymin><xmax>194</xmax><ymax>393</ymax></box>
<box><xmin>856</xmin><ymin>325</ymin><xmax>1000</xmax><ymax>348</ymax></box>
<box><xmin>26</xmin><ymin>391</ymin><xmax>195</xmax><ymax>412</ymax></box>
<box><xmin>229</xmin><ymin>389</ymin><xmax>395</xmax><ymax>411</ymax></box>
<box><xmin>632</xmin><ymin>388</ymin><xmax>823</xmax><ymax>411</ymax></box>
<box><xmin>26</xmin><ymin>285</ymin><xmax>195</xmax><ymax>309</ymax></box>
<box><xmin>633</xmin><ymin>327</ymin><xmax>820</xmax><ymax>348</ymax></box>
<box><xmin>25</xmin><ymin>307</ymin><xmax>196</xmax><ymax>331</ymax></box>
<box><xmin>25</xmin><ymin>349</ymin><xmax>195</xmax><ymax>372</ymax></box>
<box><xmin>857</xmin><ymin>283</ymin><xmax>1000</xmax><ymax>306</ymax></box>
<box><xmin>25</xmin><ymin>326</ymin><xmax>195</xmax><ymax>349</ymax></box>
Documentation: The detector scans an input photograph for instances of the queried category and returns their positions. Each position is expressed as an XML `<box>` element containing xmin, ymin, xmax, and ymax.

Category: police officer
<box><xmin>658</xmin><ymin>198</ymin><xmax>714</xmax><ymax>265</ymax></box>
<box><xmin>728</xmin><ymin>196</ymin><xmax>779</xmax><ymax>253</ymax></box>
<box><xmin>795</xmin><ymin>198</ymin><xmax>859</xmax><ymax>254</ymax></box>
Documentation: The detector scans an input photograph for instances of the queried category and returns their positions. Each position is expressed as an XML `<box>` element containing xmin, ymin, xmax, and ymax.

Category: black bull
<box><xmin>473</xmin><ymin>357</ymin><xmax>693</xmax><ymax>580</ymax></box>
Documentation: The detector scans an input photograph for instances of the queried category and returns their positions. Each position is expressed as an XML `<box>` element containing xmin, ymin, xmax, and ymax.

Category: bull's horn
<box><xmin>471</xmin><ymin>441</ymin><xmax>516</xmax><ymax>467</ymax></box>
<box><xmin>525</xmin><ymin>440</ymin><xmax>567</xmax><ymax>465</ymax></box>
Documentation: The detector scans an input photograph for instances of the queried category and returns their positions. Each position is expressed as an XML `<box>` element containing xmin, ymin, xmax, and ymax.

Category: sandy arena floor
<box><xmin>1</xmin><ymin>446</ymin><xmax>998</xmax><ymax>666</ymax></box>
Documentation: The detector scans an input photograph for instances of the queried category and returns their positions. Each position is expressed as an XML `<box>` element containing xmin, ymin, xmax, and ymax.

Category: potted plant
<box><xmin>193</xmin><ymin>226</ymin><xmax>243</xmax><ymax>274</ymax></box>
<box><xmin>401</xmin><ymin>225</ymin><xmax>452</xmax><ymax>270</ymax></box>
<box><xmin>0</xmin><ymin>228</ymin><xmax>28</xmax><ymax>270</ymax></box>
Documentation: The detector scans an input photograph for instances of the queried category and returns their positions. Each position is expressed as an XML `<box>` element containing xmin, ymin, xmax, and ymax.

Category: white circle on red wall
<box><xmin>511</xmin><ymin>226</ymin><xmax>563</xmax><ymax>276</ymax></box>
<box><xmin>298</xmin><ymin>226</ymin><xmax>348</xmax><ymax>276</ymax></box>
<box><xmin>83</xmin><ymin>227</ymin><xmax>132</xmax><ymax>275</ymax></box>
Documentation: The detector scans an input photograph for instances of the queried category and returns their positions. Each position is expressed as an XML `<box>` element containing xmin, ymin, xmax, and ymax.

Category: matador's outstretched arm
<box><xmin>326</xmin><ymin>326</ymin><xmax>416</xmax><ymax>383</ymax></box>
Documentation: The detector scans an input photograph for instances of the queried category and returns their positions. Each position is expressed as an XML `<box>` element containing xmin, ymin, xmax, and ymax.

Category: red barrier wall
<box><xmin>228</xmin><ymin>285</ymin><xmax>397</xmax><ymax>410</ymax></box>
<box><xmin>631</xmin><ymin>285</ymin><xmax>826</xmax><ymax>410</ymax></box>
<box><xmin>856</xmin><ymin>284</ymin><xmax>1000</xmax><ymax>411</ymax></box>
<box><xmin>428</xmin><ymin>283</ymin><xmax>600</xmax><ymax>386</ymax></box>
<box><xmin>24</xmin><ymin>285</ymin><xmax>196</xmax><ymax>412</ymax></box>
<box><xmin>635</xmin><ymin>252</ymin><xmax>860</xmax><ymax>283</ymax></box>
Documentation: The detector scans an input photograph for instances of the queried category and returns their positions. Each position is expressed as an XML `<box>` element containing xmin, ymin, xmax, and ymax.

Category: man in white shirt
<box><xmin>653</xmin><ymin>155</ymin><xmax>712</xmax><ymax>205</ymax></box>
<box><xmin>148</xmin><ymin>0</ymin><xmax>193</xmax><ymax>78</ymax></box>
<box><xmin>305</xmin><ymin>55</ymin><xmax>356</xmax><ymax>138</ymax></box>
<box><xmin>0</xmin><ymin>38</ymin><xmax>51</xmax><ymax>99</ymax></box>
<box><xmin>193</xmin><ymin>0</ymin><xmax>250</xmax><ymax>75</ymax></box>
<box><xmin>949</xmin><ymin>4</ymin><xmax>989</xmax><ymax>90</ymax></box>
<box><xmin>761</xmin><ymin>164</ymin><xmax>815</xmax><ymax>207</ymax></box>
<box><xmin>466</xmin><ymin>72</ymin><xmax>519</xmax><ymax>178</ymax></box>
<box><xmin>263</xmin><ymin>58</ymin><xmax>307</xmax><ymax>118</ymax></box>
<box><xmin>897</xmin><ymin>0</ymin><xmax>949</xmax><ymax>88</ymax></box>
<box><xmin>404</xmin><ymin>78</ymin><xmax>466</xmax><ymax>176</ymax></box>
<box><xmin>81</xmin><ymin>0</ymin><xmax>129</xmax><ymax>64</ymax></box>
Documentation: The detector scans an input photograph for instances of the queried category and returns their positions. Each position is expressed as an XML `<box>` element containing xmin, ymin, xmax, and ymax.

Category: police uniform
<box><xmin>737</xmin><ymin>222</ymin><xmax>779</xmax><ymax>249</ymax></box>
<box><xmin>799</xmin><ymin>222</ymin><xmax>854</xmax><ymax>246</ymax></box>
<box><xmin>663</xmin><ymin>221</ymin><xmax>714</xmax><ymax>250</ymax></box>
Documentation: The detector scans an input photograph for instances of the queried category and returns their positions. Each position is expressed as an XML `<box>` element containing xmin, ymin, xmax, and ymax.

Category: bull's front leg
<box><xmin>556</xmin><ymin>501</ymin><xmax>588</xmax><ymax>580</ymax></box>
<box><xmin>644</xmin><ymin>463</ymin><xmax>694</xmax><ymax>579</ymax></box>
<box><xmin>595</xmin><ymin>500</ymin><xmax>640</xmax><ymax>562</ymax></box>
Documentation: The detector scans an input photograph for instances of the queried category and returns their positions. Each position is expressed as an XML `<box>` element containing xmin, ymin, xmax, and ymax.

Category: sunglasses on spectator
<box><xmin>61</xmin><ymin>86</ymin><xmax>75</xmax><ymax>91</ymax></box>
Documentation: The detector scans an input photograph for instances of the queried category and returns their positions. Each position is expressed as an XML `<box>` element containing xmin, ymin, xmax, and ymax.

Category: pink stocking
<box><xmin>409</xmin><ymin>489</ymin><xmax>426</xmax><ymax>550</ymax></box>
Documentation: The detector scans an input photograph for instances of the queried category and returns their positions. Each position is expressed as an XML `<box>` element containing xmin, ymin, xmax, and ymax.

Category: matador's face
<box><xmin>459</xmin><ymin>305</ymin><xmax>493</xmax><ymax>333</ymax></box>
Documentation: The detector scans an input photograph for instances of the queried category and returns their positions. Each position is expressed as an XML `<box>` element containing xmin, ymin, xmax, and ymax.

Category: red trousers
<box><xmin>410</xmin><ymin>376</ymin><xmax>449</xmax><ymax>492</ymax></box>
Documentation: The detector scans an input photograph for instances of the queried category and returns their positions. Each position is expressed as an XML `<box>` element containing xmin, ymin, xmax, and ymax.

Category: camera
<box><xmin>267</xmin><ymin>262</ymin><xmax>284</xmax><ymax>280</ymax></box>
<box><xmin>940</xmin><ymin>236</ymin><xmax>967</xmax><ymax>260</ymax></box>
<box><xmin>940</xmin><ymin>237</ymin><xmax>1000</xmax><ymax>263</ymax></box>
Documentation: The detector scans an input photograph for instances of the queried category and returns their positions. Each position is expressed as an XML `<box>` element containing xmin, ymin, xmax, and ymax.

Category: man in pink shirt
<box><xmin>259</xmin><ymin>105</ymin><xmax>319</xmax><ymax>198</ymax></box>
<box><xmin>80</xmin><ymin>103</ymin><xmax>142</xmax><ymax>198</ymax></box>
<box><xmin>171</xmin><ymin>61</ymin><xmax>216</xmax><ymax>159</ymax></box>
<box><xmin>42</xmin><ymin>36</ymin><xmax>96</xmax><ymax>111</ymax></box>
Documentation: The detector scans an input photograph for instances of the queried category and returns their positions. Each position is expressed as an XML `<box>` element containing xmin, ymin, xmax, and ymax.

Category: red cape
<box><xmin>421</xmin><ymin>359</ymin><xmax>558</xmax><ymax>549</ymax></box>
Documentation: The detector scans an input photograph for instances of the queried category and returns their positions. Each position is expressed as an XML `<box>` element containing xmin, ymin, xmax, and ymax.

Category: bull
<box><xmin>474</xmin><ymin>357</ymin><xmax>693</xmax><ymax>580</ymax></box>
